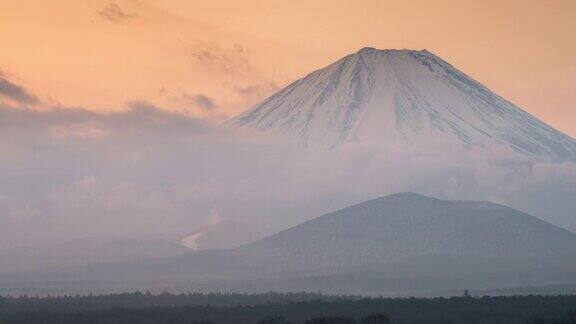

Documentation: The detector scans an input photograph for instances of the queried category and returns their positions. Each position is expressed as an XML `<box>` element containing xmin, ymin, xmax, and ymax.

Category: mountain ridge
<box><xmin>4</xmin><ymin>192</ymin><xmax>576</xmax><ymax>295</ymax></box>
<box><xmin>240</xmin><ymin>192</ymin><xmax>576</xmax><ymax>267</ymax></box>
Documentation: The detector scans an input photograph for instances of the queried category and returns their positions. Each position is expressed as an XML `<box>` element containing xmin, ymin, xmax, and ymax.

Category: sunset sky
<box><xmin>1</xmin><ymin>0</ymin><xmax>574</xmax><ymax>135</ymax></box>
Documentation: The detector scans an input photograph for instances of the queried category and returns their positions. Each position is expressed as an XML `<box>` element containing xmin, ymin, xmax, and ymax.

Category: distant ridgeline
<box><xmin>2</xmin><ymin>193</ymin><xmax>576</xmax><ymax>297</ymax></box>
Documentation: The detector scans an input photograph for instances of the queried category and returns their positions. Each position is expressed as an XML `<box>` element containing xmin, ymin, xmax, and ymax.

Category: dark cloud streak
<box><xmin>0</xmin><ymin>72</ymin><xmax>39</xmax><ymax>104</ymax></box>
<box><xmin>191</xmin><ymin>94</ymin><xmax>216</xmax><ymax>110</ymax></box>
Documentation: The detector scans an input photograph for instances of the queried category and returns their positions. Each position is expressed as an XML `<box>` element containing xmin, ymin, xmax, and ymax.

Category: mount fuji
<box><xmin>230</xmin><ymin>48</ymin><xmax>576</xmax><ymax>161</ymax></box>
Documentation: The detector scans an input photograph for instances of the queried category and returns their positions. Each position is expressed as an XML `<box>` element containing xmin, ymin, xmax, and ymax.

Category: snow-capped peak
<box><xmin>230</xmin><ymin>48</ymin><xmax>576</xmax><ymax>161</ymax></box>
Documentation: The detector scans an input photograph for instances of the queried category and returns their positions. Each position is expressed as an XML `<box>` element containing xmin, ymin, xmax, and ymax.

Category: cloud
<box><xmin>157</xmin><ymin>88</ymin><xmax>224</xmax><ymax>118</ymax></box>
<box><xmin>233</xmin><ymin>82</ymin><xmax>279</xmax><ymax>104</ymax></box>
<box><xmin>0</xmin><ymin>102</ymin><xmax>575</xmax><ymax>250</ymax></box>
<box><xmin>183</xmin><ymin>93</ymin><xmax>216</xmax><ymax>110</ymax></box>
<box><xmin>49</xmin><ymin>123</ymin><xmax>108</xmax><ymax>141</ymax></box>
<box><xmin>188</xmin><ymin>42</ymin><xmax>251</xmax><ymax>75</ymax></box>
<box><xmin>0</xmin><ymin>71</ymin><xmax>39</xmax><ymax>104</ymax></box>
<box><xmin>98</xmin><ymin>3</ymin><xmax>135</xmax><ymax>23</ymax></box>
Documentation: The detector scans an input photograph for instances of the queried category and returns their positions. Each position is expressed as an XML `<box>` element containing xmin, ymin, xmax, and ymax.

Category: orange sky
<box><xmin>0</xmin><ymin>0</ymin><xmax>574</xmax><ymax>135</ymax></box>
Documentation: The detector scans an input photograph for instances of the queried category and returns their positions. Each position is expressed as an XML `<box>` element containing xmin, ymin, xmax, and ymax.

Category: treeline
<box><xmin>0</xmin><ymin>311</ymin><xmax>393</xmax><ymax>324</ymax></box>
<box><xmin>0</xmin><ymin>291</ymin><xmax>354</xmax><ymax>311</ymax></box>
<box><xmin>0</xmin><ymin>292</ymin><xmax>575</xmax><ymax>324</ymax></box>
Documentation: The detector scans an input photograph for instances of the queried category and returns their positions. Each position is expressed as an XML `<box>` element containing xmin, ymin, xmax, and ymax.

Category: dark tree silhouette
<box><xmin>305</xmin><ymin>316</ymin><xmax>356</xmax><ymax>324</ymax></box>
<box><xmin>257</xmin><ymin>316</ymin><xmax>291</xmax><ymax>324</ymax></box>
<box><xmin>1</xmin><ymin>292</ymin><xmax>576</xmax><ymax>324</ymax></box>
<box><xmin>361</xmin><ymin>314</ymin><xmax>391</xmax><ymax>324</ymax></box>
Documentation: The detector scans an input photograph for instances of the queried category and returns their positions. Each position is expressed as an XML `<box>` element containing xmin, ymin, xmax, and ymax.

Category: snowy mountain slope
<box><xmin>230</xmin><ymin>48</ymin><xmax>576</xmax><ymax>161</ymax></box>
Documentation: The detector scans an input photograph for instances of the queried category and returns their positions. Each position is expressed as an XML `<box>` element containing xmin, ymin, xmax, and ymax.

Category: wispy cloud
<box><xmin>98</xmin><ymin>3</ymin><xmax>135</xmax><ymax>23</ymax></box>
<box><xmin>234</xmin><ymin>82</ymin><xmax>279</xmax><ymax>102</ymax></box>
<box><xmin>187</xmin><ymin>42</ymin><xmax>251</xmax><ymax>76</ymax></box>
